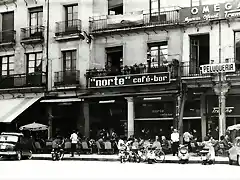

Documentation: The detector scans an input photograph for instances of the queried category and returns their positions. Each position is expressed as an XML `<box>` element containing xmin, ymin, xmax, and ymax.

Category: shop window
<box><xmin>149</xmin><ymin>0</ymin><xmax>166</xmax><ymax>22</ymax></box>
<box><xmin>108</xmin><ymin>0</ymin><xmax>123</xmax><ymax>15</ymax></box>
<box><xmin>26</xmin><ymin>52</ymin><xmax>42</xmax><ymax>73</ymax></box>
<box><xmin>147</xmin><ymin>42</ymin><xmax>168</xmax><ymax>68</ymax></box>
<box><xmin>0</xmin><ymin>56</ymin><xmax>14</xmax><ymax>76</ymax></box>
<box><xmin>106</xmin><ymin>46</ymin><xmax>123</xmax><ymax>75</ymax></box>
<box><xmin>189</xmin><ymin>34</ymin><xmax>209</xmax><ymax>74</ymax></box>
<box><xmin>234</xmin><ymin>31</ymin><xmax>240</xmax><ymax>70</ymax></box>
<box><xmin>65</xmin><ymin>4</ymin><xmax>78</xmax><ymax>28</ymax></box>
<box><xmin>62</xmin><ymin>50</ymin><xmax>76</xmax><ymax>71</ymax></box>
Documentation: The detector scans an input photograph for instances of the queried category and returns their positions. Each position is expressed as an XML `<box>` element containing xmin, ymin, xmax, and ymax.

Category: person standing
<box><xmin>70</xmin><ymin>130</ymin><xmax>78</xmax><ymax>157</ymax></box>
<box><xmin>171</xmin><ymin>129</ymin><xmax>179</xmax><ymax>156</ymax></box>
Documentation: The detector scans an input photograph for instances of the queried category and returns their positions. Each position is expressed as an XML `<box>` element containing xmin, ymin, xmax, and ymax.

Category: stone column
<box><xmin>200</xmin><ymin>94</ymin><xmax>206</xmax><ymax>141</ymax></box>
<box><xmin>83</xmin><ymin>102</ymin><xmax>90</xmax><ymax>138</ymax></box>
<box><xmin>214</xmin><ymin>83</ymin><xmax>230</xmax><ymax>139</ymax></box>
<box><xmin>47</xmin><ymin>105</ymin><xmax>53</xmax><ymax>140</ymax></box>
<box><xmin>125</xmin><ymin>97</ymin><xmax>135</xmax><ymax>137</ymax></box>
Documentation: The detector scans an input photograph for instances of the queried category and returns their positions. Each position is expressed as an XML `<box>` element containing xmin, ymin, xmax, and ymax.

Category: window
<box><xmin>148</xmin><ymin>42</ymin><xmax>168</xmax><ymax>68</ymax></box>
<box><xmin>106</xmin><ymin>46</ymin><xmax>123</xmax><ymax>75</ymax></box>
<box><xmin>0</xmin><ymin>56</ymin><xmax>14</xmax><ymax>76</ymax></box>
<box><xmin>65</xmin><ymin>4</ymin><xmax>78</xmax><ymax>27</ymax></box>
<box><xmin>29</xmin><ymin>7</ymin><xmax>43</xmax><ymax>35</ymax></box>
<box><xmin>235</xmin><ymin>31</ymin><xmax>240</xmax><ymax>70</ymax></box>
<box><xmin>108</xmin><ymin>0</ymin><xmax>123</xmax><ymax>15</ymax></box>
<box><xmin>62</xmin><ymin>50</ymin><xmax>76</xmax><ymax>71</ymax></box>
<box><xmin>149</xmin><ymin>0</ymin><xmax>166</xmax><ymax>22</ymax></box>
<box><xmin>1</xmin><ymin>11</ymin><xmax>14</xmax><ymax>43</ymax></box>
<box><xmin>27</xmin><ymin>52</ymin><xmax>42</xmax><ymax>73</ymax></box>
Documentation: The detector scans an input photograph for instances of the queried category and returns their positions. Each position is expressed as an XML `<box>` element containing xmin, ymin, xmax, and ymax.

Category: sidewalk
<box><xmin>32</xmin><ymin>153</ymin><xmax>229</xmax><ymax>164</ymax></box>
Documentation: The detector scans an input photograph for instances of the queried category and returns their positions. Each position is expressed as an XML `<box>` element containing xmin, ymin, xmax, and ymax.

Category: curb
<box><xmin>32</xmin><ymin>156</ymin><xmax>229</xmax><ymax>164</ymax></box>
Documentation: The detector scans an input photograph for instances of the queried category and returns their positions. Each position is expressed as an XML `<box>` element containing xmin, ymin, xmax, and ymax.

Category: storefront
<box><xmin>207</xmin><ymin>95</ymin><xmax>240</xmax><ymax>132</ymax></box>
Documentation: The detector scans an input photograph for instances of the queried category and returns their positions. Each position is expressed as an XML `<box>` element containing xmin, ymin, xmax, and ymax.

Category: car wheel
<box><xmin>16</xmin><ymin>151</ymin><xmax>22</xmax><ymax>161</ymax></box>
<box><xmin>238</xmin><ymin>155</ymin><xmax>240</xmax><ymax>166</ymax></box>
<box><xmin>28</xmin><ymin>151</ymin><xmax>33</xmax><ymax>160</ymax></box>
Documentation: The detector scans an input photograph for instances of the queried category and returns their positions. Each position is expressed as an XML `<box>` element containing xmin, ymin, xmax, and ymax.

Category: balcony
<box><xmin>0</xmin><ymin>30</ymin><xmax>16</xmax><ymax>46</ymax></box>
<box><xmin>55</xmin><ymin>20</ymin><xmax>84</xmax><ymax>41</ymax></box>
<box><xmin>20</xmin><ymin>26</ymin><xmax>44</xmax><ymax>44</ymax></box>
<box><xmin>180</xmin><ymin>62</ymin><xmax>211</xmax><ymax>78</ymax></box>
<box><xmin>54</xmin><ymin>70</ymin><xmax>80</xmax><ymax>87</ymax></box>
<box><xmin>0</xmin><ymin>72</ymin><xmax>46</xmax><ymax>89</ymax></box>
<box><xmin>89</xmin><ymin>10</ymin><xmax>180</xmax><ymax>33</ymax></box>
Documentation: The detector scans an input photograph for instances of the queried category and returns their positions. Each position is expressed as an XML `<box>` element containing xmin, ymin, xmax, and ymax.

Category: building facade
<box><xmin>1</xmin><ymin>0</ymin><xmax>240</xmax><ymax>141</ymax></box>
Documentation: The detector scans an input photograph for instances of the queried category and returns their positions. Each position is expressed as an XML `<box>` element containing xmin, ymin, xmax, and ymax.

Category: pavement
<box><xmin>32</xmin><ymin>153</ymin><xmax>230</xmax><ymax>164</ymax></box>
<box><xmin>0</xmin><ymin>160</ymin><xmax>239</xmax><ymax>180</ymax></box>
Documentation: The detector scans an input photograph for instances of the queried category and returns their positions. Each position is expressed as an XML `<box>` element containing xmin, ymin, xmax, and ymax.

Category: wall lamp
<box><xmin>81</xmin><ymin>31</ymin><xmax>93</xmax><ymax>44</ymax></box>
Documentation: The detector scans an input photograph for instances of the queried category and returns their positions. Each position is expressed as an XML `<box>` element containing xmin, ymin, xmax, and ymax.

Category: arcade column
<box><xmin>200</xmin><ymin>94</ymin><xmax>206</xmax><ymax>141</ymax></box>
<box><xmin>214</xmin><ymin>83</ymin><xmax>230</xmax><ymax>139</ymax></box>
<box><xmin>125</xmin><ymin>97</ymin><xmax>135</xmax><ymax>137</ymax></box>
<box><xmin>83</xmin><ymin>102</ymin><xmax>90</xmax><ymax>138</ymax></box>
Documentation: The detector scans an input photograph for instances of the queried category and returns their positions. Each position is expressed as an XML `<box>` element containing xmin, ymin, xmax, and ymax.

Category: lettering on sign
<box><xmin>212</xmin><ymin>107</ymin><xmax>234</xmax><ymax>114</ymax></box>
<box><xmin>89</xmin><ymin>72</ymin><xmax>170</xmax><ymax>88</ymax></box>
<box><xmin>180</xmin><ymin>1</ymin><xmax>240</xmax><ymax>23</ymax></box>
<box><xmin>200</xmin><ymin>63</ymin><xmax>235</xmax><ymax>74</ymax></box>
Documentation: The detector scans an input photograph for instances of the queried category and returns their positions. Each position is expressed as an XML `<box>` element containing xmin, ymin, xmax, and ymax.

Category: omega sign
<box><xmin>88</xmin><ymin>72</ymin><xmax>170</xmax><ymax>88</ymax></box>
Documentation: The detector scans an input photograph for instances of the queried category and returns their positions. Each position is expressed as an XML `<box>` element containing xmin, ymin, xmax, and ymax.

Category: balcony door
<box><xmin>190</xmin><ymin>38</ymin><xmax>199</xmax><ymax>74</ymax></box>
<box><xmin>2</xmin><ymin>11</ymin><xmax>14</xmax><ymax>43</ymax></box>
<box><xmin>0</xmin><ymin>56</ymin><xmax>14</xmax><ymax>87</ymax></box>
<box><xmin>62</xmin><ymin>50</ymin><xmax>77</xmax><ymax>84</ymax></box>
<box><xmin>29</xmin><ymin>7</ymin><xmax>43</xmax><ymax>37</ymax></box>
<box><xmin>65</xmin><ymin>5</ymin><xmax>78</xmax><ymax>32</ymax></box>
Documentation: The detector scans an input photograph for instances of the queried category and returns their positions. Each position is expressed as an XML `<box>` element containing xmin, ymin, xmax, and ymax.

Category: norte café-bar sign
<box><xmin>180</xmin><ymin>0</ymin><xmax>240</xmax><ymax>23</ymax></box>
<box><xmin>200</xmin><ymin>62</ymin><xmax>235</xmax><ymax>74</ymax></box>
<box><xmin>88</xmin><ymin>72</ymin><xmax>170</xmax><ymax>88</ymax></box>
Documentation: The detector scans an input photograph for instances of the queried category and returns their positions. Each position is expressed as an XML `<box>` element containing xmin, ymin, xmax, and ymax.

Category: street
<box><xmin>0</xmin><ymin>160</ymin><xmax>239</xmax><ymax>180</ymax></box>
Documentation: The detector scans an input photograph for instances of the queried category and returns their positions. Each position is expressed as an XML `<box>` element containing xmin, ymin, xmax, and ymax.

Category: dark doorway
<box><xmin>189</xmin><ymin>34</ymin><xmax>209</xmax><ymax>74</ymax></box>
<box><xmin>106</xmin><ymin>46</ymin><xmax>123</xmax><ymax>75</ymax></box>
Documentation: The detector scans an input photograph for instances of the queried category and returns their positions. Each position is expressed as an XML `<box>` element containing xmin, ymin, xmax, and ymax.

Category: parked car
<box><xmin>0</xmin><ymin>132</ymin><xmax>33</xmax><ymax>160</ymax></box>
<box><xmin>228</xmin><ymin>137</ymin><xmax>240</xmax><ymax>165</ymax></box>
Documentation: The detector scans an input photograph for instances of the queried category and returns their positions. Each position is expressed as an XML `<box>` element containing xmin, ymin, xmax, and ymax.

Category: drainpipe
<box><xmin>46</xmin><ymin>0</ymin><xmax>50</xmax><ymax>91</ymax></box>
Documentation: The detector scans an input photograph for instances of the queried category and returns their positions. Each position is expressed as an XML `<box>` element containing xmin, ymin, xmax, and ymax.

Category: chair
<box><xmin>45</xmin><ymin>141</ymin><xmax>53</xmax><ymax>153</ymax></box>
<box><xmin>104</xmin><ymin>141</ymin><xmax>114</xmax><ymax>154</ymax></box>
<box><xmin>81</xmin><ymin>141</ymin><xmax>92</xmax><ymax>154</ymax></box>
<box><xmin>64</xmin><ymin>141</ymin><xmax>71</xmax><ymax>153</ymax></box>
<box><xmin>34</xmin><ymin>142</ymin><xmax>43</xmax><ymax>153</ymax></box>
<box><xmin>96</xmin><ymin>141</ymin><xmax>104</xmax><ymax>154</ymax></box>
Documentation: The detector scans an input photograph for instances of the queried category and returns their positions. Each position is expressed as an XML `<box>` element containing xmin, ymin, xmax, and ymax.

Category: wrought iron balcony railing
<box><xmin>89</xmin><ymin>10</ymin><xmax>180</xmax><ymax>32</ymax></box>
<box><xmin>20</xmin><ymin>25</ymin><xmax>44</xmax><ymax>41</ymax></box>
<box><xmin>86</xmin><ymin>63</ymin><xmax>179</xmax><ymax>79</ymax></box>
<box><xmin>55</xmin><ymin>19</ymin><xmax>82</xmax><ymax>37</ymax></box>
<box><xmin>54</xmin><ymin>70</ymin><xmax>80</xmax><ymax>86</ymax></box>
<box><xmin>0</xmin><ymin>72</ymin><xmax>46</xmax><ymax>89</ymax></box>
<box><xmin>0</xmin><ymin>30</ymin><xmax>16</xmax><ymax>44</ymax></box>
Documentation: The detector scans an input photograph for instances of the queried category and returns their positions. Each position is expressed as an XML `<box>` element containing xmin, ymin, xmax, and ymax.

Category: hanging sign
<box><xmin>200</xmin><ymin>63</ymin><xmax>235</xmax><ymax>74</ymax></box>
<box><xmin>180</xmin><ymin>1</ymin><xmax>240</xmax><ymax>23</ymax></box>
<box><xmin>212</xmin><ymin>107</ymin><xmax>234</xmax><ymax>114</ymax></box>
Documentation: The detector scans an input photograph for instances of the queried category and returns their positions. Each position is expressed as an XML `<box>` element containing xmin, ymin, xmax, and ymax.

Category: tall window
<box><xmin>65</xmin><ymin>4</ymin><xmax>78</xmax><ymax>27</ymax></box>
<box><xmin>0</xmin><ymin>56</ymin><xmax>14</xmax><ymax>76</ymax></box>
<box><xmin>108</xmin><ymin>0</ymin><xmax>123</xmax><ymax>15</ymax></box>
<box><xmin>235</xmin><ymin>31</ymin><xmax>240</xmax><ymax>70</ymax></box>
<box><xmin>149</xmin><ymin>0</ymin><xmax>166</xmax><ymax>22</ymax></box>
<box><xmin>106</xmin><ymin>46</ymin><xmax>123</xmax><ymax>75</ymax></box>
<box><xmin>29</xmin><ymin>7</ymin><xmax>43</xmax><ymax>35</ymax></box>
<box><xmin>27</xmin><ymin>52</ymin><xmax>42</xmax><ymax>74</ymax></box>
<box><xmin>62</xmin><ymin>50</ymin><xmax>76</xmax><ymax>71</ymax></box>
<box><xmin>148</xmin><ymin>42</ymin><xmax>168</xmax><ymax>68</ymax></box>
<box><xmin>1</xmin><ymin>11</ymin><xmax>14</xmax><ymax>43</ymax></box>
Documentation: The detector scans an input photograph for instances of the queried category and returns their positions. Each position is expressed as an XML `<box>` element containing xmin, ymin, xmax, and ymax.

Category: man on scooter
<box><xmin>52</xmin><ymin>135</ymin><xmax>65</xmax><ymax>158</ymax></box>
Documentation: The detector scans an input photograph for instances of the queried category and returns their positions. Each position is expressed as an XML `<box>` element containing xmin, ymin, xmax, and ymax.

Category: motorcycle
<box><xmin>178</xmin><ymin>144</ymin><xmax>189</xmax><ymax>164</ymax></box>
<box><xmin>129</xmin><ymin>149</ymin><xmax>141</xmax><ymax>163</ymax></box>
<box><xmin>146</xmin><ymin>146</ymin><xmax>157</xmax><ymax>164</ymax></box>
<box><xmin>200</xmin><ymin>144</ymin><xmax>215</xmax><ymax>165</ymax></box>
<box><xmin>51</xmin><ymin>145</ymin><xmax>64</xmax><ymax>161</ymax></box>
<box><xmin>119</xmin><ymin>149</ymin><xmax>129</xmax><ymax>163</ymax></box>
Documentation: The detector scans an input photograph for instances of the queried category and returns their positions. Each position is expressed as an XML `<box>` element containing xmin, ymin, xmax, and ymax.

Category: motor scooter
<box><xmin>119</xmin><ymin>149</ymin><xmax>129</xmax><ymax>163</ymax></box>
<box><xmin>178</xmin><ymin>144</ymin><xmax>189</xmax><ymax>164</ymax></box>
<box><xmin>51</xmin><ymin>145</ymin><xmax>64</xmax><ymax>161</ymax></box>
<box><xmin>200</xmin><ymin>144</ymin><xmax>215</xmax><ymax>165</ymax></box>
<box><xmin>146</xmin><ymin>146</ymin><xmax>157</xmax><ymax>164</ymax></box>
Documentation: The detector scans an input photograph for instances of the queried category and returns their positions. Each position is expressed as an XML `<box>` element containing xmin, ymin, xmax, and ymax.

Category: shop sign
<box><xmin>200</xmin><ymin>63</ymin><xmax>235</xmax><ymax>74</ymax></box>
<box><xmin>212</xmin><ymin>107</ymin><xmax>234</xmax><ymax>114</ymax></box>
<box><xmin>89</xmin><ymin>72</ymin><xmax>170</xmax><ymax>88</ymax></box>
<box><xmin>180</xmin><ymin>1</ymin><xmax>240</xmax><ymax>23</ymax></box>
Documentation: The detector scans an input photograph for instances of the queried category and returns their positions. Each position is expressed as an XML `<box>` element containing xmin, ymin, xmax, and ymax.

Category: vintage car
<box><xmin>0</xmin><ymin>132</ymin><xmax>33</xmax><ymax>160</ymax></box>
<box><xmin>228</xmin><ymin>137</ymin><xmax>240</xmax><ymax>165</ymax></box>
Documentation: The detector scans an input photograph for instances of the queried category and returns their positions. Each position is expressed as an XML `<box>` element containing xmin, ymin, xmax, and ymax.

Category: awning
<box><xmin>0</xmin><ymin>97</ymin><xmax>41</xmax><ymax>123</ymax></box>
<box><xmin>40</xmin><ymin>98</ymin><xmax>83</xmax><ymax>103</ymax></box>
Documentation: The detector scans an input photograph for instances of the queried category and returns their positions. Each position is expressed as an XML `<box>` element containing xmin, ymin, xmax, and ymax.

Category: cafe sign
<box><xmin>200</xmin><ymin>63</ymin><xmax>235</xmax><ymax>74</ymax></box>
<box><xmin>212</xmin><ymin>107</ymin><xmax>234</xmax><ymax>114</ymax></box>
<box><xmin>88</xmin><ymin>72</ymin><xmax>170</xmax><ymax>88</ymax></box>
<box><xmin>180</xmin><ymin>1</ymin><xmax>240</xmax><ymax>23</ymax></box>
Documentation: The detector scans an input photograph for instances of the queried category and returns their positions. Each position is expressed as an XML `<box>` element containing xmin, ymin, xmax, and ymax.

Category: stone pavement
<box><xmin>32</xmin><ymin>153</ymin><xmax>229</xmax><ymax>164</ymax></box>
